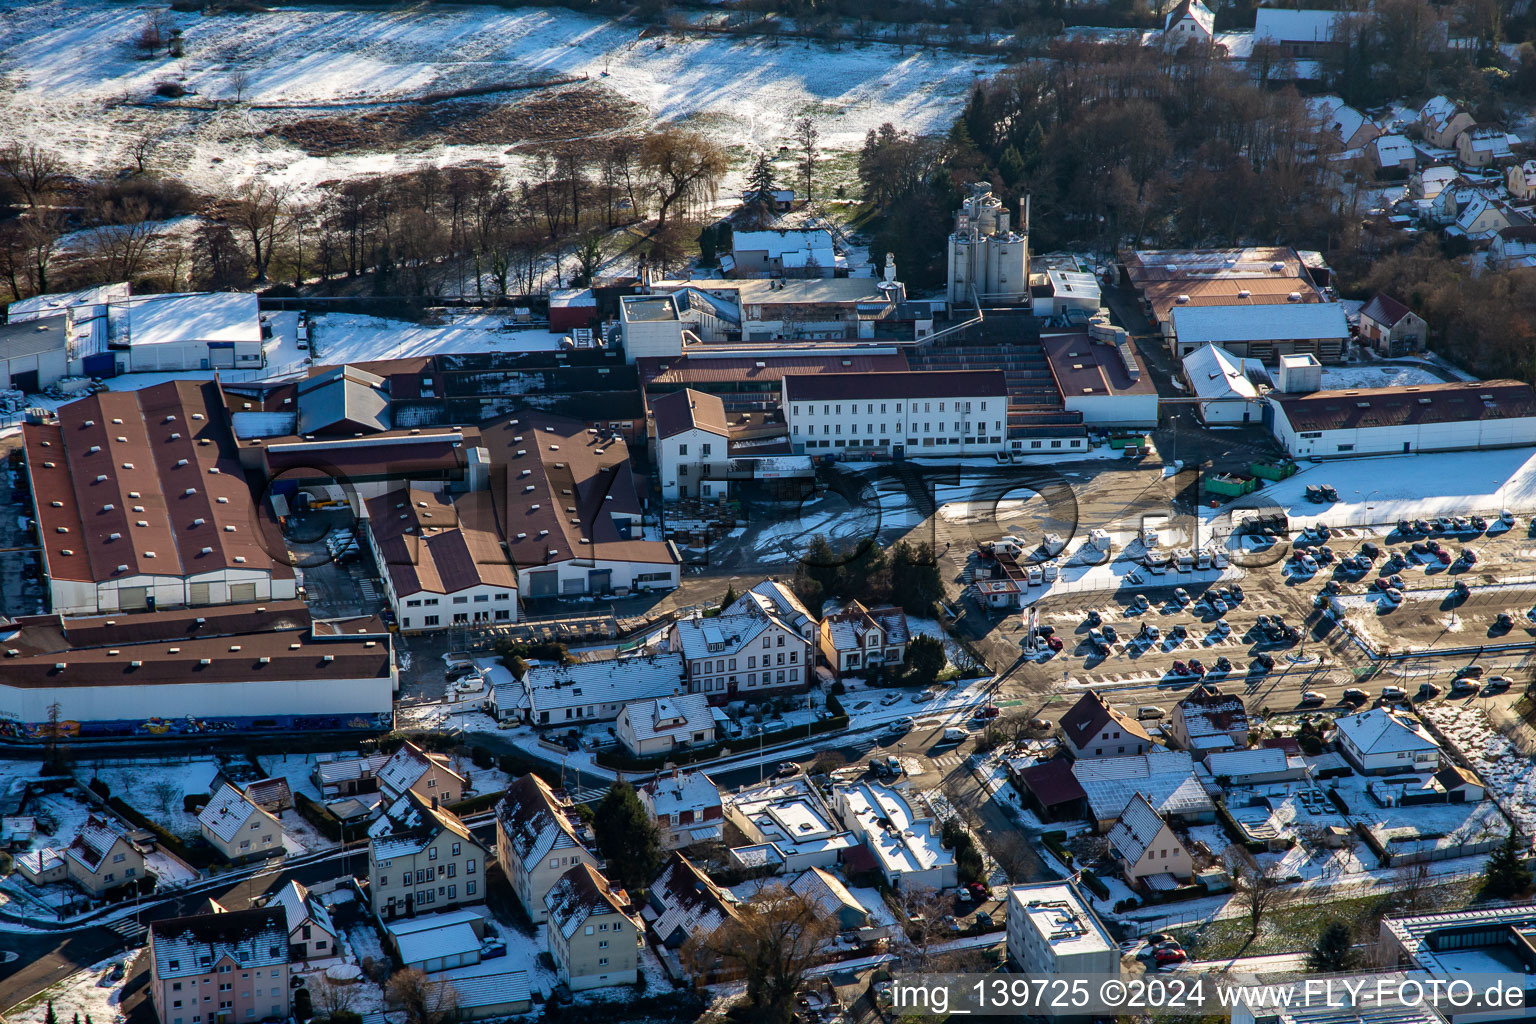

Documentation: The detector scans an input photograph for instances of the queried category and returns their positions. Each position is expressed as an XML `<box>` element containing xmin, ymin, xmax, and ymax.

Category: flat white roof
<box><xmin>1171</xmin><ymin>301</ymin><xmax>1349</xmax><ymax>345</ymax></box>
<box><xmin>1007</xmin><ymin>882</ymin><xmax>1117</xmax><ymax>958</ymax></box>
<box><xmin>126</xmin><ymin>292</ymin><xmax>261</xmax><ymax>346</ymax></box>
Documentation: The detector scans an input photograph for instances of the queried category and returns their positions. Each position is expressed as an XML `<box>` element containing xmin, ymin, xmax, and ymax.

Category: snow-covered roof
<box><xmin>368</xmin><ymin>791</ymin><xmax>477</xmax><ymax>860</ymax></box>
<box><xmin>1334</xmin><ymin>709</ymin><xmax>1439</xmax><ymax>756</ymax></box>
<box><xmin>640</xmin><ymin>771</ymin><xmax>722</xmax><ymax>820</ymax></box>
<box><xmin>8</xmin><ymin>282</ymin><xmax>130</xmax><ymax>322</ymax></box>
<box><xmin>832</xmin><ymin>780</ymin><xmax>953</xmax><ymax>878</ymax></box>
<box><xmin>1171</xmin><ymin>302</ymin><xmax>1348</xmax><ymax>345</ymax></box>
<box><xmin>789</xmin><ymin>866</ymin><xmax>866</xmax><ymax>919</ymax></box>
<box><xmin>673</xmin><ymin>613</ymin><xmax>772</xmax><ymax>661</ymax></box>
<box><xmin>1255</xmin><ymin>8</ymin><xmax>1344</xmax><ymax>42</ymax></box>
<box><xmin>644</xmin><ymin>853</ymin><xmax>739</xmax><ymax>945</ymax></box>
<box><xmin>1182</xmin><ymin>344</ymin><xmax>1260</xmax><ymax>401</ymax></box>
<box><xmin>1204</xmin><ymin>746</ymin><xmax>1291</xmax><ymax>778</ymax></box>
<box><xmin>1073</xmin><ymin>749</ymin><xmax>1213</xmax><ymax>821</ymax></box>
<box><xmin>316</xmin><ymin>751</ymin><xmax>391</xmax><ymax>785</ymax></box>
<box><xmin>67</xmin><ymin>816</ymin><xmax>130</xmax><ymax>871</ymax></box>
<box><xmin>820</xmin><ymin>601</ymin><xmax>909</xmax><ymax>654</ymax></box>
<box><xmin>1309</xmin><ymin>95</ymin><xmax>1369</xmax><ymax>147</ymax></box>
<box><xmin>198</xmin><ymin>783</ymin><xmax>265</xmax><ymax>843</ymax></box>
<box><xmin>1164</xmin><ymin>0</ymin><xmax>1214</xmax><ymax>35</ymax></box>
<box><xmin>724</xmin><ymin>776</ymin><xmax>856</xmax><ymax>861</ymax></box>
<box><xmin>385</xmin><ymin>908</ymin><xmax>484</xmax><ymax>966</ymax></box>
<box><xmin>620</xmin><ymin>692</ymin><xmax>715</xmax><ymax>745</ymax></box>
<box><xmin>731</xmin><ymin>229</ymin><xmax>835</xmax><ymax>266</ymax></box>
<box><xmin>545</xmin><ymin>863</ymin><xmax>630</xmax><ymax>939</ymax></box>
<box><xmin>1418</xmin><ymin>95</ymin><xmax>1459</xmax><ymax>127</ymax></box>
<box><xmin>496</xmin><ymin>774</ymin><xmax>587</xmax><ymax>870</ymax></box>
<box><xmin>444</xmin><ymin>966</ymin><xmax>532</xmax><ymax>1011</ymax></box>
<box><xmin>1107</xmin><ymin>792</ymin><xmax>1167</xmax><ymax>865</ymax></box>
<box><xmin>268</xmin><ymin>879</ymin><xmax>335</xmax><ymax>940</ymax></box>
<box><xmin>377</xmin><ymin>741</ymin><xmax>465</xmax><ymax>800</ymax></box>
<box><xmin>1006</xmin><ymin>882</ymin><xmax>1117</xmax><ymax>959</ymax></box>
<box><xmin>729</xmin><ymin>579</ymin><xmax>817</xmax><ymax>637</ymax></box>
<box><xmin>523</xmin><ymin>652</ymin><xmax>684</xmax><ymax>717</ymax></box>
<box><xmin>17</xmin><ymin>848</ymin><xmax>63</xmax><ymax>874</ymax></box>
<box><xmin>1373</xmin><ymin>134</ymin><xmax>1416</xmax><ymax>166</ymax></box>
<box><xmin>124</xmin><ymin>292</ymin><xmax>261</xmax><ymax>347</ymax></box>
<box><xmin>150</xmin><ymin>907</ymin><xmax>288</xmax><ymax>980</ymax></box>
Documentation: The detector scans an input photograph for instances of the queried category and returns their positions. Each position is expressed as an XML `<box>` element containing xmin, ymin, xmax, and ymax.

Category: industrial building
<box><xmin>1180</xmin><ymin>344</ymin><xmax>1267</xmax><ymax>424</ymax></box>
<box><xmin>1040</xmin><ymin>332</ymin><xmax>1158</xmax><ymax>428</ymax></box>
<box><xmin>0</xmin><ymin>316</ymin><xmax>69</xmax><ymax>393</ymax></box>
<box><xmin>1265</xmin><ymin>380</ymin><xmax>1536</xmax><ymax>458</ymax></box>
<box><xmin>1168</xmin><ymin>301</ymin><xmax>1350</xmax><ymax>362</ymax></box>
<box><xmin>0</xmin><ymin>601</ymin><xmax>394</xmax><ymax>740</ymax></box>
<box><xmin>946</xmin><ymin>182</ymin><xmax>1030</xmax><ymax>306</ymax></box>
<box><xmin>782</xmin><ymin>370</ymin><xmax>1009</xmax><ymax>457</ymax></box>
<box><xmin>650</xmin><ymin>389</ymin><xmax>732</xmax><ymax>500</ymax></box>
<box><xmin>1122</xmin><ymin>247</ymin><xmax>1330</xmax><ymax>344</ymax></box>
<box><xmin>25</xmin><ymin>380</ymin><xmax>299</xmax><ymax>615</ymax></box>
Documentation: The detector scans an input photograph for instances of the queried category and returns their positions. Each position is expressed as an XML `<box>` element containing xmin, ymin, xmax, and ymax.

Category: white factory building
<box><xmin>649</xmin><ymin>388</ymin><xmax>731</xmax><ymax>500</ymax></box>
<box><xmin>1265</xmin><ymin>380</ymin><xmax>1536</xmax><ymax>458</ymax></box>
<box><xmin>946</xmin><ymin>182</ymin><xmax>1030</xmax><ymax>306</ymax></box>
<box><xmin>1181</xmin><ymin>344</ymin><xmax>1267</xmax><ymax>425</ymax></box>
<box><xmin>783</xmin><ymin>370</ymin><xmax>1009</xmax><ymax>457</ymax></box>
<box><xmin>1168</xmin><ymin>301</ymin><xmax>1350</xmax><ymax>362</ymax></box>
<box><xmin>120</xmin><ymin>292</ymin><xmax>265</xmax><ymax>372</ymax></box>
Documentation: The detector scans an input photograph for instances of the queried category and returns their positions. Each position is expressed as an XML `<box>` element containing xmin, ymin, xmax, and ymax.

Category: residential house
<box><xmin>367</xmin><ymin>791</ymin><xmax>486</xmax><ymax>919</ymax></box>
<box><xmin>616</xmin><ymin>693</ymin><xmax>717</xmax><ymax>757</ymax></box>
<box><xmin>1490</xmin><ymin>226</ymin><xmax>1536</xmax><ymax>268</ymax></box>
<box><xmin>268</xmin><ymin>880</ymin><xmax>339</xmax><ymax>961</ymax></box>
<box><xmin>1416</xmin><ymin>96</ymin><xmax>1475</xmax><ymax>150</ymax></box>
<box><xmin>1507</xmin><ymin>159</ymin><xmax>1536</xmax><ymax>200</ymax></box>
<box><xmin>16</xmin><ymin>848</ymin><xmax>66</xmax><ymax>887</ymax></box>
<box><xmin>148</xmin><ymin>907</ymin><xmax>291</xmax><ymax>1024</ymax></box>
<box><xmin>377</xmin><ymin>741</ymin><xmax>468</xmax><ymax>806</ymax></box>
<box><xmin>789</xmin><ymin>867</ymin><xmax>869</xmax><ymax>930</ymax></box>
<box><xmin>1333</xmin><ymin>709</ymin><xmax>1441</xmax><ymax>775</ymax></box>
<box><xmin>545</xmin><ymin>863</ymin><xmax>642</xmax><ymax>991</ymax></box>
<box><xmin>1161</xmin><ymin>0</ymin><xmax>1215</xmax><ymax>45</ymax></box>
<box><xmin>1203</xmin><ymin>747</ymin><xmax>1307</xmax><ymax>786</ymax></box>
<box><xmin>1409</xmin><ymin>165</ymin><xmax>1459</xmax><ymax>223</ymax></box>
<box><xmin>727</xmin><ymin>579</ymin><xmax>818</xmax><ymax>641</ymax></box>
<box><xmin>1451</xmin><ymin>193</ymin><xmax>1524</xmax><ymax>239</ymax></box>
<box><xmin>1358</xmin><ymin>295</ymin><xmax>1428</xmax><ymax>357</ymax></box>
<box><xmin>722</xmin><ymin>775</ymin><xmax>858</xmax><ymax>874</ymax></box>
<box><xmin>673</xmin><ymin>599</ymin><xmax>814</xmax><ymax>701</ymax></box>
<box><xmin>199</xmin><ymin>784</ymin><xmax>285</xmax><ymax>863</ymax></box>
<box><xmin>496</xmin><ymin>774</ymin><xmax>598</xmax><ymax>924</ymax></box>
<box><xmin>831</xmin><ymin>779</ymin><xmax>956</xmax><ymax>889</ymax></box>
<box><xmin>651</xmin><ymin>389</ymin><xmax>731</xmax><ymax>500</ymax></box>
<box><xmin>520</xmin><ymin>652</ymin><xmax>685</xmax><ymax>727</ymax></box>
<box><xmin>1107</xmin><ymin>793</ymin><xmax>1193</xmax><ymax>886</ymax></box>
<box><xmin>1072</xmin><ymin>749</ymin><xmax>1215</xmax><ymax>830</ymax></box>
<box><xmin>242</xmin><ymin>778</ymin><xmax>293</xmax><ymax>815</ymax></box>
<box><xmin>1455</xmin><ymin>125</ymin><xmax>1515</xmax><ymax>169</ymax></box>
<box><xmin>1059</xmin><ymin>691</ymin><xmax>1151</xmax><ymax>760</ymax></box>
<box><xmin>740</xmin><ymin>187</ymin><xmax>794</xmax><ymax>213</ymax></box>
<box><xmin>1309</xmin><ymin>95</ymin><xmax>1380</xmax><ymax>155</ymax></box>
<box><xmin>64</xmin><ymin>817</ymin><xmax>145</xmax><ymax>896</ymax></box>
<box><xmin>642</xmin><ymin>853</ymin><xmax>740</xmax><ymax>959</ymax></box>
<box><xmin>817</xmin><ymin>600</ymin><xmax>910</xmax><ymax>678</ymax></box>
<box><xmin>1005</xmin><ymin>881</ymin><xmax>1118</xmax><ymax>975</ymax></box>
<box><xmin>1166</xmin><ymin>684</ymin><xmax>1249</xmax><ymax>760</ymax></box>
<box><xmin>637</xmin><ymin>770</ymin><xmax>724</xmax><ymax>849</ymax></box>
<box><xmin>313</xmin><ymin>751</ymin><xmax>390</xmax><ymax>799</ymax></box>
<box><xmin>1372</xmin><ymin>134</ymin><xmax>1417</xmax><ymax>173</ymax></box>
<box><xmin>1253</xmin><ymin>8</ymin><xmax>1346</xmax><ymax>59</ymax></box>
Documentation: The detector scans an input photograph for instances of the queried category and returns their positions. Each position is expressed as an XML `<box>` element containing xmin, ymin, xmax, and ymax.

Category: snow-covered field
<box><xmin>0</xmin><ymin>0</ymin><xmax>994</xmax><ymax>197</ymax></box>
<box><xmin>1217</xmin><ymin>446</ymin><xmax>1536</xmax><ymax>527</ymax></box>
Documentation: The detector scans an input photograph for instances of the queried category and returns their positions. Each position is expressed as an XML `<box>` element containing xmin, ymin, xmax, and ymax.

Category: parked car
<box><xmin>1229</xmin><ymin>584</ymin><xmax>1244</xmax><ymax>602</ymax></box>
<box><xmin>1214</xmin><ymin>655</ymin><xmax>1232</xmax><ymax>672</ymax></box>
<box><xmin>1133</xmin><ymin>593</ymin><xmax>1150</xmax><ymax>611</ymax></box>
<box><xmin>1452</xmin><ymin>580</ymin><xmax>1471</xmax><ymax>600</ymax></box>
<box><xmin>1451</xmin><ymin>678</ymin><xmax>1482</xmax><ymax>696</ymax></box>
<box><xmin>1251</xmin><ymin>653</ymin><xmax>1274</xmax><ymax>672</ymax></box>
<box><xmin>1494</xmin><ymin>612</ymin><xmax>1513</xmax><ymax>631</ymax></box>
<box><xmin>1361</xmin><ymin>541</ymin><xmax>1381</xmax><ymax>558</ymax></box>
<box><xmin>773</xmin><ymin>761</ymin><xmax>799</xmax><ymax>778</ymax></box>
<box><xmin>1300</xmin><ymin>691</ymin><xmax>1325</xmax><ymax>706</ymax></box>
<box><xmin>1137</xmin><ymin>705</ymin><xmax>1166</xmax><ymax>720</ymax></box>
<box><xmin>1171</xmin><ymin>661</ymin><xmax>1189</xmax><ymax>677</ymax></box>
<box><xmin>1102</xmin><ymin>626</ymin><xmax>1118</xmax><ymax>643</ymax></box>
<box><xmin>1486</xmin><ymin>675</ymin><xmax>1512</xmax><ymax>692</ymax></box>
<box><xmin>1154</xmin><ymin>947</ymin><xmax>1188</xmax><ymax>965</ymax></box>
<box><xmin>967</xmin><ymin>882</ymin><xmax>991</xmax><ymax>903</ymax></box>
<box><xmin>1342</xmin><ymin>688</ymin><xmax>1369</xmax><ymax>703</ymax></box>
<box><xmin>973</xmin><ymin>705</ymin><xmax>1001</xmax><ymax>720</ymax></box>
<box><xmin>1418</xmin><ymin>682</ymin><xmax>1441</xmax><ymax>699</ymax></box>
<box><xmin>1380</xmin><ymin>686</ymin><xmax>1408</xmax><ymax>702</ymax></box>
<box><xmin>1383</xmin><ymin>588</ymin><xmax>1404</xmax><ymax>605</ymax></box>
<box><xmin>1455</xmin><ymin>664</ymin><xmax>1485</xmax><ymax>679</ymax></box>
<box><xmin>1046</xmin><ymin>635</ymin><xmax>1064</xmax><ymax>652</ymax></box>
<box><xmin>888</xmin><ymin>716</ymin><xmax>916</xmax><ymax>733</ymax></box>
<box><xmin>1187</xmin><ymin>658</ymin><xmax>1206</xmax><ymax>677</ymax></box>
<box><xmin>880</xmin><ymin>693</ymin><xmax>903</xmax><ymax>707</ymax></box>
<box><xmin>1173</xmin><ymin>587</ymin><xmax>1191</xmax><ymax>605</ymax></box>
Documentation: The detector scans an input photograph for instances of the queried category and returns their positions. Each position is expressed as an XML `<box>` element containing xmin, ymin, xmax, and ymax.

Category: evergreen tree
<box><xmin>890</xmin><ymin>542</ymin><xmax>942</xmax><ymax>615</ymax></box>
<box><xmin>1483</xmin><ymin>829</ymin><xmax>1533</xmax><ymax>898</ymax></box>
<box><xmin>44</xmin><ymin>1002</ymin><xmax>56</xmax><ymax>1024</ymax></box>
<box><xmin>720</xmin><ymin>583</ymin><xmax>738</xmax><ymax>611</ymax></box>
<box><xmin>593</xmin><ymin>782</ymin><xmax>661</xmax><ymax>893</ymax></box>
<box><xmin>1305</xmin><ymin>920</ymin><xmax>1360</xmax><ymax>973</ymax></box>
<box><xmin>745</xmin><ymin>153</ymin><xmax>776</xmax><ymax>199</ymax></box>
<box><xmin>904</xmin><ymin>635</ymin><xmax>947</xmax><ymax>686</ymax></box>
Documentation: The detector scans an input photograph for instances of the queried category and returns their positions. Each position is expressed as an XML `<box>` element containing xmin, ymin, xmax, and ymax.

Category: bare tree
<box><xmin>683</xmin><ymin>887</ymin><xmax>836</xmax><ymax>1022</ymax></box>
<box><xmin>229</xmin><ymin>67</ymin><xmax>251</xmax><ymax>104</ymax></box>
<box><xmin>791</xmin><ymin>115</ymin><xmax>820</xmax><ymax>203</ymax></box>
<box><xmin>151</xmin><ymin>780</ymin><xmax>179</xmax><ymax>816</ymax></box>
<box><xmin>82</xmin><ymin>196</ymin><xmax>158</xmax><ymax>282</ymax></box>
<box><xmin>18</xmin><ymin>211</ymin><xmax>64</xmax><ymax>296</ymax></box>
<box><xmin>0</xmin><ymin>143</ymin><xmax>65</xmax><ymax>208</ymax></box>
<box><xmin>573</xmin><ymin>231</ymin><xmax>606</xmax><ymax>286</ymax></box>
<box><xmin>1229</xmin><ymin>851</ymin><xmax>1288</xmax><ymax>939</ymax></box>
<box><xmin>135</xmin><ymin>17</ymin><xmax>164</xmax><ymax>58</ymax></box>
<box><xmin>640</xmin><ymin>128</ymin><xmax>728</xmax><ymax>228</ymax></box>
<box><xmin>385</xmin><ymin>968</ymin><xmax>458</xmax><ymax>1024</ymax></box>
<box><xmin>226</xmin><ymin>180</ymin><xmax>290</xmax><ymax>283</ymax></box>
<box><xmin>127</xmin><ymin>133</ymin><xmax>156</xmax><ymax>175</ymax></box>
<box><xmin>310</xmin><ymin>976</ymin><xmax>356</xmax><ymax>1020</ymax></box>
<box><xmin>891</xmin><ymin>885</ymin><xmax>948</xmax><ymax>971</ymax></box>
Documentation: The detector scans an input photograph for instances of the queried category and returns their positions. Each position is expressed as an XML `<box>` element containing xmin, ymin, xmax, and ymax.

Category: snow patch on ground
<box><xmin>1420</xmin><ymin>702</ymin><xmax>1536</xmax><ymax>839</ymax></box>
<box><xmin>77</xmin><ymin>758</ymin><xmax>220</xmax><ymax>838</ymax></box>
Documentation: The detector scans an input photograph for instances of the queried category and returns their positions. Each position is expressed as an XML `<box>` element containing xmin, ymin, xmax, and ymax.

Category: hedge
<box><xmin>108</xmin><ymin>796</ymin><xmax>220</xmax><ymax>869</ymax></box>
<box><xmin>1041</xmin><ymin>830</ymin><xmax>1073</xmax><ymax>868</ymax></box>
<box><xmin>293</xmin><ymin>792</ymin><xmax>343</xmax><ymax>842</ymax></box>
<box><xmin>1079</xmin><ymin>869</ymin><xmax>1110</xmax><ymax>901</ymax></box>
<box><xmin>447</xmin><ymin>790</ymin><xmax>505</xmax><ymax>816</ymax></box>
<box><xmin>1213</xmin><ymin>800</ymin><xmax>1266</xmax><ymax>854</ymax></box>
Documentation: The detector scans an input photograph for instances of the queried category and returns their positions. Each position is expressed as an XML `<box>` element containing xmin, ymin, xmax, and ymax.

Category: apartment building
<box><xmin>545</xmin><ymin>863</ymin><xmax>642</xmax><ymax>991</ymax></box>
<box><xmin>367</xmin><ymin>792</ymin><xmax>486</xmax><ymax>920</ymax></box>
<box><xmin>496</xmin><ymin>774</ymin><xmax>598</xmax><ymax>924</ymax></box>
<box><xmin>148</xmin><ymin>907</ymin><xmax>291</xmax><ymax>1024</ymax></box>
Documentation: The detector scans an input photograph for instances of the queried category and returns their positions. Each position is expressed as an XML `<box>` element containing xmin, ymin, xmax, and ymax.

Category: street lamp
<box><xmin>1354</xmin><ymin>489</ymin><xmax>1379</xmax><ymax>528</ymax></box>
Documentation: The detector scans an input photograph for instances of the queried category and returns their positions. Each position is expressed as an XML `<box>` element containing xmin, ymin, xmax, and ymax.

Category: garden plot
<box><xmin>1419</xmin><ymin>702</ymin><xmax>1536</xmax><ymax>837</ymax></box>
<box><xmin>77</xmin><ymin>757</ymin><xmax>220</xmax><ymax>838</ymax></box>
<box><xmin>7</xmin><ymin>951</ymin><xmax>143</xmax><ymax>1023</ymax></box>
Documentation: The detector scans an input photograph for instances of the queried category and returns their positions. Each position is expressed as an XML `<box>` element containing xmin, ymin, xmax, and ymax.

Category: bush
<box><xmin>446</xmin><ymin>791</ymin><xmax>503</xmax><ymax>816</ymax></box>
<box><xmin>293</xmin><ymin>986</ymin><xmax>312</xmax><ymax>1022</ymax></box>
<box><xmin>828</xmin><ymin>680</ymin><xmax>845</xmax><ymax>695</ymax></box>
<box><xmin>293</xmin><ymin>792</ymin><xmax>343</xmax><ymax>842</ymax></box>
<box><xmin>88</xmin><ymin>777</ymin><xmax>110</xmax><ymax>800</ymax></box>
<box><xmin>470</xmin><ymin>746</ymin><xmax>494</xmax><ymax>770</ymax></box>
<box><xmin>154</xmin><ymin>81</ymin><xmax>186</xmax><ymax>98</ymax></box>
<box><xmin>1041</xmin><ymin>830</ymin><xmax>1074</xmax><ymax>867</ymax></box>
<box><xmin>182</xmin><ymin>793</ymin><xmax>210</xmax><ymax>814</ymax></box>
<box><xmin>1079</xmin><ymin>869</ymin><xmax>1110</xmax><ymax>900</ymax></box>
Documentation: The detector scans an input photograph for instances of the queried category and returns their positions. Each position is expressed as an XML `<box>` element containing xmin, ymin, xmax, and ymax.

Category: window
<box><xmin>452</xmin><ymin>842</ymin><xmax>461</xmax><ymax>856</ymax></box>
<box><xmin>448</xmin><ymin>885</ymin><xmax>456</xmax><ymax>898</ymax></box>
<box><xmin>678</xmin><ymin>444</ymin><xmax>687</xmax><ymax>456</ymax></box>
<box><xmin>466</xmin><ymin>880</ymin><xmax>477</xmax><ymax>896</ymax></box>
<box><xmin>473</xmin><ymin>594</ymin><xmax>489</xmax><ymax>603</ymax></box>
<box><xmin>406</xmin><ymin>599</ymin><xmax>421</xmax><ymax>608</ymax></box>
<box><xmin>429</xmin><ymin>847</ymin><xmax>437</xmax><ymax>861</ymax></box>
<box><xmin>452</xmin><ymin>596</ymin><xmax>468</xmax><ymax>605</ymax></box>
<box><xmin>424</xmin><ymin>615</ymin><xmax>439</xmax><ymax>626</ymax></box>
<box><xmin>447</xmin><ymin>863</ymin><xmax>456</xmax><ymax>878</ymax></box>
<box><xmin>599</xmin><ymin>940</ymin><xmax>609</xmax><ymax>949</ymax></box>
<box><xmin>599</xmin><ymin>958</ymin><xmax>609</xmax><ymax>966</ymax></box>
<box><xmin>702</xmin><ymin>443</ymin><xmax>712</xmax><ymax>456</ymax></box>
<box><xmin>467</xmin><ymin>859</ymin><xmax>477</xmax><ymax>873</ymax></box>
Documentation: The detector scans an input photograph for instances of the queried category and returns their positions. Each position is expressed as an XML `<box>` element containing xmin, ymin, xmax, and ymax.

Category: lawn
<box><xmin>1171</xmin><ymin>877</ymin><xmax>1483</xmax><ymax>961</ymax></box>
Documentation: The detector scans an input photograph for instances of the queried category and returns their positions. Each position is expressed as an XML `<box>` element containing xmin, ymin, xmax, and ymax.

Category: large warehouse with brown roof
<box><xmin>1266</xmin><ymin>380</ymin><xmax>1536</xmax><ymax>458</ymax></box>
<box><xmin>25</xmin><ymin>380</ymin><xmax>298</xmax><ymax>615</ymax></box>
<box><xmin>0</xmin><ymin>602</ymin><xmax>394</xmax><ymax>739</ymax></box>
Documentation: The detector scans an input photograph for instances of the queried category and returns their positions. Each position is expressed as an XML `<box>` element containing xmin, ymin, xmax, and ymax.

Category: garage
<box><xmin>527</xmin><ymin>571</ymin><xmax>558</xmax><ymax>598</ymax></box>
<box><xmin>0</xmin><ymin>316</ymin><xmax>68</xmax><ymax>394</ymax></box>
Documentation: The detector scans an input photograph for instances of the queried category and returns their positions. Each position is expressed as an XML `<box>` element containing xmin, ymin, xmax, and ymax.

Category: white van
<box><xmin>943</xmin><ymin>727</ymin><xmax>968</xmax><ymax>742</ymax></box>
